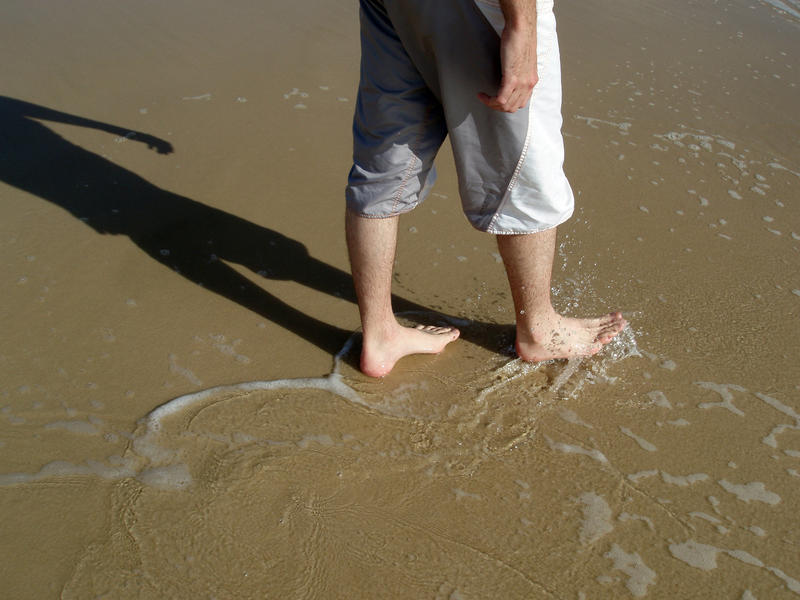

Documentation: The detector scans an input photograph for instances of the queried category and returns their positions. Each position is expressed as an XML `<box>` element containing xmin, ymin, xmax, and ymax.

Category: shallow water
<box><xmin>1</xmin><ymin>0</ymin><xmax>798</xmax><ymax>598</ymax></box>
<box><xmin>5</xmin><ymin>322</ymin><xmax>799</xmax><ymax>598</ymax></box>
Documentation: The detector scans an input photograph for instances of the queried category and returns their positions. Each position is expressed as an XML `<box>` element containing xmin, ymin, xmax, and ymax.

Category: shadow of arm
<box><xmin>0</xmin><ymin>95</ymin><xmax>173</xmax><ymax>154</ymax></box>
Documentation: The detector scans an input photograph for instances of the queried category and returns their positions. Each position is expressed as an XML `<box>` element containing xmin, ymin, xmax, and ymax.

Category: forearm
<box><xmin>498</xmin><ymin>0</ymin><xmax>536</xmax><ymax>31</ymax></box>
<box><xmin>478</xmin><ymin>0</ymin><xmax>539</xmax><ymax>112</ymax></box>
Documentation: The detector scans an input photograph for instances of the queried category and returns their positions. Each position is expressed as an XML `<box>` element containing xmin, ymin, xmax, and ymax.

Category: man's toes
<box><xmin>415</xmin><ymin>325</ymin><xmax>455</xmax><ymax>335</ymax></box>
<box><xmin>588</xmin><ymin>343</ymin><xmax>604</xmax><ymax>356</ymax></box>
<box><xmin>597</xmin><ymin>328</ymin><xmax>619</xmax><ymax>342</ymax></box>
<box><xmin>598</xmin><ymin>321</ymin><xmax>626</xmax><ymax>342</ymax></box>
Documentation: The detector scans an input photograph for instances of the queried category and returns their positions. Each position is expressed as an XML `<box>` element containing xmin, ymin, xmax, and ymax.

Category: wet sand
<box><xmin>1</xmin><ymin>0</ymin><xmax>799</xmax><ymax>598</ymax></box>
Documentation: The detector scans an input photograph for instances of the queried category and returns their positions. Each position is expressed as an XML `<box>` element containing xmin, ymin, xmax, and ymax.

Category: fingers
<box><xmin>477</xmin><ymin>91</ymin><xmax>520</xmax><ymax>113</ymax></box>
<box><xmin>477</xmin><ymin>75</ymin><xmax>538</xmax><ymax>113</ymax></box>
<box><xmin>145</xmin><ymin>140</ymin><xmax>174</xmax><ymax>154</ymax></box>
<box><xmin>499</xmin><ymin>75</ymin><xmax>534</xmax><ymax>111</ymax></box>
<box><xmin>476</xmin><ymin>91</ymin><xmax>525</xmax><ymax>113</ymax></box>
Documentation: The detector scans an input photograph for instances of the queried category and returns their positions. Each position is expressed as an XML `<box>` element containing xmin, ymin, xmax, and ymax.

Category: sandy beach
<box><xmin>1</xmin><ymin>0</ymin><xmax>799</xmax><ymax>597</ymax></box>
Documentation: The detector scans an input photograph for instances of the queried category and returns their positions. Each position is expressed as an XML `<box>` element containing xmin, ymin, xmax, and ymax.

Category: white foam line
<box><xmin>546</xmin><ymin>436</ymin><xmax>608</xmax><ymax>463</ymax></box>
<box><xmin>688</xmin><ymin>511</ymin><xmax>721</xmax><ymax>525</ymax></box>
<box><xmin>695</xmin><ymin>382</ymin><xmax>747</xmax><ymax>416</ymax></box>
<box><xmin>727</xmin><ymin>549</ymin><xmax>764</xmax><ymax>567</ymax></box>
<box><xmin>763</xmin><ymin>423</ymin><xmax>800</xmax><ymax>448</ymax></box>
<box><xmin>578</xmin><ymin>492</ymin><xmax>614</xmax><ymax>544</ymax></box>
<box><xmin>647</xmin><ymin>390</ymin><xmax>672</xmax><ymax>409</ymax></box>
<box><xmin>627</xmin><ymin>469</ymin><xmax>658</xmax><ymax>482</ymax></box>
<box><xmin>718</xmin><ymin>152</ymin><xmax>748</xmax><ymax>172</ymax></box>
<box><xmin>670</xmin><ymin>539</ymin><xmax>800</xmax><ymax>594</ymax></box>
<box><xmin>618</xmin><ymin>512</ymin><xmax>655</xmax><ymax>531</ymax></box>
<box><xmin>43</xmin><ymin>420</ymin><xmax>100</xmax><ymax>435</ymax></box>
<box><xmin>661</xmin><ymin>472</ymin><xmax>708</xmax><ymax>486</ymax></box>
<box><xmin>574</xmin><ymin>115</ymin><xmax>632</xmax><ymax>132</ymax></box>
<box><xmin>620</xmin><ymin>427</ymin><xmax>657</xmax><ymax>451</ymax></box>
<box><xmin>754</xmin><ymin>392</ymin><xmax>800</xmax><ymax>449</ymax></box>
<box><xmin>625</xmin><ymin>470</ymin><xmax>708</xmax><ymax>486</ymax></box>
<box><xmin>654</xmin><ymin>130</ymin><xmax>736</xmax><ymax>152</ymax></box>
<box><xmin>718</xmin><ymin>479</ymin><xmax>781</xmax><ymax>505</ymax></box>
<box><xmin>604</xmin><ymin>544</ymin><xmax>657</xmax><ymax>597</ymax></box>
<box><xmin>669</xmin><ymin>539</ymin><xmax>719</xmax><ymax>570</ymax></box>
<box><xmin>754</xmin><ymin>392</ymin><xmax>800</xmax><ymax>421</ymax></box>
<box><xmin>560</xmin><ymin>409</ymin><xmax>594</xmax><ymax>429</ymax></box>
<box><xmin>768</xmin><ymin>162</ymin><xmax>800</xmax><ymax>178</ymax></box>
<box><xmin>146</xmin><ymin>327</ymin><xmax>368</xmax><ymax>432</ymax></box>
<box><xmin>453</xmin><ymin>488</ymin><xmax>482</xmax><ymax>501</ymax></box>
<box><xmin>0</xmin><ymin>459</ymin><xmax>139</xmax><ymax>487</ymax></box>
<box><xmin>1</xmin><ymin>374</ymin><xmax>363</xmax><ymax>490</ymax></box>
<box><xmin>145</xmin><ymin>374</ymin><xmax>363</xmax><ymax>431</ymax></box>
<box><xmin>769</xmin><ymin>567</ymin><xmax>800</xmax><ymax>593</ymax></box>
<box><xmin>168</xmin><ymin>354</ymin><xmax>203</xmax><ymax>387</ymax></box>
<box><xmin>181</xmin><ymin>93</ymin><xmax>212</xmax><ymax>101</ymax></box>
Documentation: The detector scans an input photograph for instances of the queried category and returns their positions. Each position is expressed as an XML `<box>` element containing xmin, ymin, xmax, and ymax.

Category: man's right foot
<box><xmin>360</xmin><ymin>324</ymin><xmax>460</xmax><ymax>378</ymax></box>
<box><xmin>515</xmin><ymin>312</ymin><xmax>626</xmax><ymax>362</ymax></box>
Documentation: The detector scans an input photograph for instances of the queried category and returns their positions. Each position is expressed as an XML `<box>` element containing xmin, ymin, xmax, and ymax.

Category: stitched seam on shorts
<box><xmin>352</xmin><ymin>200</ymin><xmax>420</xmax><ymax>220</ymax></box>
<box><xmin>391</xmin><ymin>153</ymin><xmax>419</xmax><ymax>213</ymax></box>
<box><xmin>486</xmin><ymin>111</ymin><xmax>532</xmax><ymax>232</ymax></box>
<box><xmin>486</xmin><ymin>30</ymin><xmax>557</xmax><ymax>232</ymax></box>
<box><xmin>390</xmin><ymin>102</ymin><xmax>438</xmax><ymax>214</ymax></box>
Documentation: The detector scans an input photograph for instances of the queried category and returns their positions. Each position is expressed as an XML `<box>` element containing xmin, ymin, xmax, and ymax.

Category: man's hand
<box><xmin>137</xmin><ymin>133</ymin><xmax>174</xmax><ymax>154</ymax></box>
<box><xmin>478</xmin><ymin>2</ymin><xmax>538</xmax><ymax>113</ymax></box>
<box><xmin>121</xmin><ymin>131</ymin><xmax>173</xmax><ymax>154</ymax></box>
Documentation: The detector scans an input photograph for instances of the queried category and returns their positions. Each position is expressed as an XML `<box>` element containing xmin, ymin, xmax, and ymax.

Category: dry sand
<box><xmin>1</xmin><ymin>0</ymin><xmax>799</xmax><ymax>598</ymax></box>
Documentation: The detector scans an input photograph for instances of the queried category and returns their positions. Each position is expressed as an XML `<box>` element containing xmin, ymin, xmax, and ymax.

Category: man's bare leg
<box><xmin>496</xmin><ymin>227</ymin><xmax>626</xmax><ymax>361</ymax></box>
<box><xmin>345</xmin><ymin>209</ymin><xmax>459</xmax><ymax>377</ymax></box>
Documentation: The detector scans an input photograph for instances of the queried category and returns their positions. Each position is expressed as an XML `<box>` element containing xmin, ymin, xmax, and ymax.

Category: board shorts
<box><xmin>345</xmin><ymin>0</ymin><xmax>574</xmax><ymax>234</ymax></box>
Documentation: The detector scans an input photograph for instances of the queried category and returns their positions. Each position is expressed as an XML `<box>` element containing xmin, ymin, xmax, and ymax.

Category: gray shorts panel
<box><xmin>346</xmin><ymin>0</ymin><xmax>574</xmax><ymax>233</ymax></box>
<box><xmin>345</xmin><ymin>0</ymin><xmax>447</xmax><ymax>217</ymax></box>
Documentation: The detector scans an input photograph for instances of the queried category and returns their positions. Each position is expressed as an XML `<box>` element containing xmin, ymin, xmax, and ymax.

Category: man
<box><xmin>345</xmin><ymin>0</ymin><xmax>626</xmax><ymax>378</ymax></box>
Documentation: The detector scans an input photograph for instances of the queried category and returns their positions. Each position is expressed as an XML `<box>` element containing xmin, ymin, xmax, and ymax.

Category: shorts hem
<box><xmin>346</xmin><ymin>201</ymin><xmax>421</xmax><ymax>220</ymax></box>
<box><xmin>479</xmin><ymin>207</ymin><xmax>573</xmax><ymax>235</ymax></box>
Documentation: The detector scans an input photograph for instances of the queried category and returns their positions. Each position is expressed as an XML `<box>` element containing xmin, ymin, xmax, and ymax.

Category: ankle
<box><xmin>515</xmin><ymin>309</ymin><xmax>558</xmax><ymax>340</ymax></box>
<box><xmin>362</xmin><ymin>317</ymin><xmax>401</xmax><ymax>345</ymax></box>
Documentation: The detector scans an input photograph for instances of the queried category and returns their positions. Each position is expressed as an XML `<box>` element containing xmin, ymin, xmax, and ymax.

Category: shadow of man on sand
<box><xmin>1</xmin><ymin>96</ymin><xmax>507</xmax><ymax>362</ymax></box>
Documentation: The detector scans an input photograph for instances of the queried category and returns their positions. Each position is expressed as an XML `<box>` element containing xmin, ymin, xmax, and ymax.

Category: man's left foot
<box><xmin>360</xmin><ymin>323</ymin><xmax>460</xmax><ymax>377</ymax></box>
